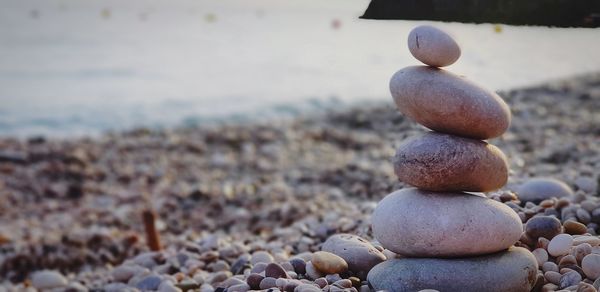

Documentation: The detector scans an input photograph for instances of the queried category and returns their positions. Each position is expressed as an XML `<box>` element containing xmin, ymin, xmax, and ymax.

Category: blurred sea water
<box><xmin>1</xmin><ymin>0</ymin><xmax>599</xmax><ymax>137</ymax></box>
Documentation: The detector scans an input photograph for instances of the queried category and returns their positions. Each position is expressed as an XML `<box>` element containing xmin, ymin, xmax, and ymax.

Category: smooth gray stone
<box><xmin>517</xmin><ymin>178</ymin><xmax>574</xmax><ymax>203</ymax></box>
<box><xmin>367</xmin><ymin>247</ymin><xmax>537</xmax><ymax>292</ymax></box>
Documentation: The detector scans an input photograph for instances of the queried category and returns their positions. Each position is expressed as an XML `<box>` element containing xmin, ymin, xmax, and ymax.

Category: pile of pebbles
<box><xmin>368</xmin><ymin>25</ymin><xmax>536</xmax><ymax>292</ymax></box>
<box><xmin>0</xmin><ymin>30</ymin><xmax>600</xmax><ymax>292</ymax></box>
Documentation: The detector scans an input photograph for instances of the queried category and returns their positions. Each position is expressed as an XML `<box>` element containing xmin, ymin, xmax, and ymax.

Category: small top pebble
<box><xmin>408</xmin><ymin>25</ymin><xmax>461</xmax><ymax>67</ymax></box>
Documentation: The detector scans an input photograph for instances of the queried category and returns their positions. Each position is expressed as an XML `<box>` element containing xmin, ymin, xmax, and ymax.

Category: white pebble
<box><xmin>548</xmin><ymin>234</ymin><xmax>573</xmax><ymax>256</ymax></box>
<box><xmin>582</xmin><ymin>253</ymin><xmax>600</xmax><ymax>280</ymax></box>
<box><xmin>31</xmin><ymin>270</ymin><xmax>68</xmax><ymax>290</ymax></box>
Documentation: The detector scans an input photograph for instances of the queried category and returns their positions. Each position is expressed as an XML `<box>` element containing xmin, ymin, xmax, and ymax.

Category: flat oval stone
<box><xmin>408</xmin><ymin>25</ymin><xmax>461</xmax><ymax>67</ymax></box>
<box><xmin>322</xmin><ymin>234</ymin><xmax>386</xmax><ymax>278</ymax></box>
<box><xmin>367</xmin><ymin>247</ymin><xmax>537</xmax><ymax>292</ymax></box>
<box><xmin>372</xmin><ymin>188</ymin><xmax>522</xmax><ymax>257</ymax></box>
<box><xmin>390</xmin><ymin>66</ymin><xmax>511</xmax><ymax>139</ymax></box>
<box><xmin>393</xmin><ymin>132</ymin><xmax>509</xmax><ymax>192</ymax></box>
<box><xmin>311</xmin><ymin>251</ymin><xmax>348</xmax><ymax>275</ymax></box>
<box><xmin>517</xmin><ymin>178</ymin><xmax>574</xmax><ymax>204</ymax></box>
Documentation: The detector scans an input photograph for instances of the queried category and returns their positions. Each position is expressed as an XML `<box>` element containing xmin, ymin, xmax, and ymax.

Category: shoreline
<box><xmin>1</xmin><ymin>72</ymin><xmax>600</xmax><ymax>289</ymax></box>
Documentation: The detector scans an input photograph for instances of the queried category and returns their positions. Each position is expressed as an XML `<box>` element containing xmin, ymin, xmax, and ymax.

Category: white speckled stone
<box><xmin>372</xmin><ymin>188</ymin><xmax>522</xmax><ymax>257</ymax></box>
<box><xmin>408</xmin><ymin>25</ymin><xmax>461</xmax><ymax>67</ymax></box>
<box><xmin>390</xmin><ymin>66</ymin><xmax>511</xmax><ymax>139</ymax></box>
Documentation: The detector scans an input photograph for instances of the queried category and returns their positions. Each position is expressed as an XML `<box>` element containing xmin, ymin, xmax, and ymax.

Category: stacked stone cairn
<box><xmin>366</xmin><ymin>25</ymin><xmax>539</xmax><ymax>292</ymax></box>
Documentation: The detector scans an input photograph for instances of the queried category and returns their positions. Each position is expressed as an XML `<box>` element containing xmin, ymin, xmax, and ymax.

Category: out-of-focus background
<box><xmin>1</xmin><ymin>0</ymin><xmax>599</xmax><ymax>137</ymax></box>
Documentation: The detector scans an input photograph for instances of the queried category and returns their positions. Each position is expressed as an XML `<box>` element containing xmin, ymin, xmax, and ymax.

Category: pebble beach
<box><xmin>1</xmin><ymin>72</ymin><xmax>600</xmax><ymax>291</ymax></box>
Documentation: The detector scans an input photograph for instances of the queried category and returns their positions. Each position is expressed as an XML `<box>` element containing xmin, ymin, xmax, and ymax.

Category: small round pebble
<box><xmin>407</xmin><ymin>25</ymin><xmax>461</xmax><ymax>67</ymax></box>
<box><xmin>311</xmin><ymin>251</ymin><xmax>348</xmax><ymax>274</ymax></box>
<box><xmin>31</xmin><ymin>270</ymin><xmax>68</xmax><ymax>290</ymax></box>
<box><xmin>532</xmin><ymin>248</ymin><xmax>548</xmax><ymax>266</ymax></box>
<box><xmin>564</xmin><ymin>220</ymin><xmax>588</xmax><ymax>235</ymax></box>
<box><xmin>548</xmin><ymin>234</ymin><xmax>574</xmax><ymax>257</ymax></box>
<box><xmin>583</xmin><ymin>254</ymin><xmax>600</xmax><ymax>280</ymax></box>
<box><xmin>525</xmin><ymin>216</ymin><xmax>563</xmax><ymax>240</ymax></box>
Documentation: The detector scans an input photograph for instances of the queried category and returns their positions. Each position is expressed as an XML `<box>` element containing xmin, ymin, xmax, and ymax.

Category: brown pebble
<box><xmin>540</xmin><ymin>199</ymin><xmax>556</xmax><ymax>208</ymax></box>
<box><xmin>577</xmin><ymin>282</ymin><xmax>597</xmax><ymax>292</ymax></box>
<box><xmin>559</xmin><ymin>255</ymin><xmax>578</xmax><ymax>269</ymax></box>
<box><xmin>311</xmin><ymin>251</ymin><xmax>348</xmax><ymax>275</ymax></box>
<box><xmin>393</xmin><ymin>132</ymin><xmax>508</xmax><ymax>192</ymax></box>
<box><xmin>565</xmin><ymin>220</ymin><xmax>589</xmax><ymax>235</ymax></box>
<box><xmin>348</xmin><ymin>277</ymin><xmax>361</xmax><ymax>288</ymax></box>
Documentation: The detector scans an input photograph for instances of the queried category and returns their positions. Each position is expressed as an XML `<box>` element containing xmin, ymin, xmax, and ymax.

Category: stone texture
<box><xmin>393</xmin><ymin>132</ymin><xmax>509</xmax><ymax>192</ymax></box>
<box><xmin>390</xmin><ymin>66</ymin><xmax>511</xmax><ymax>139</ymax></box>
<box><xmin>371</xmin><ymin>188</ymin><xmax>522</xmax><ymax>257</ymax></box>
<box><xmin>516</xmin><ymin>178</ymin><xmax>574</xmax><ymax>203</ymax></box>
<box><xmin>367</xmin><ymin>247</ymin><xmax>537</xmax><ymax>292</ymax></box>
<box><xmin>321</xmin><ymin>234</ymin><xmax>386</xmax><ymax>277</ymax></box>
<box><xmin>407</xmin><ymin>25</ymin><xmax>461</xmax><ymax>67</ymax></box>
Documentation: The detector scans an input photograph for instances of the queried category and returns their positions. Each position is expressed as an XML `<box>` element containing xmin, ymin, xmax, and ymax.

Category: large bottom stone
<box><xmin>372</xmin><ymin>188</ymin><xmax>522</xmax><ymax>257</ymax></box>
<box><xmin>367</xmin><ymin>247</ymin><xmax>537</xmax><ymax>292</ymax></box>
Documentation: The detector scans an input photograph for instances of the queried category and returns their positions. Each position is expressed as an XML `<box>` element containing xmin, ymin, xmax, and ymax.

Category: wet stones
<box><xmin>367</xmin><ymin>25</ymin><xmax>536</xmax><ymax>291</ymax></box>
